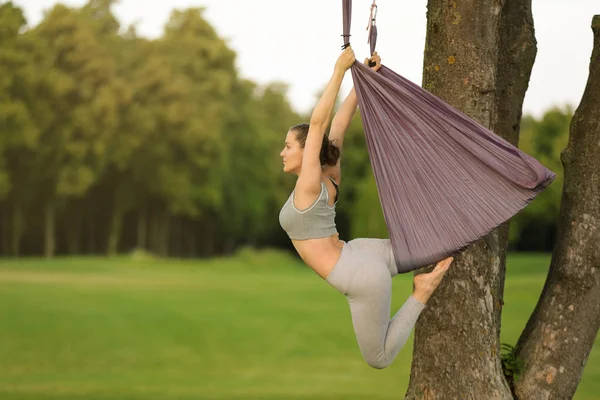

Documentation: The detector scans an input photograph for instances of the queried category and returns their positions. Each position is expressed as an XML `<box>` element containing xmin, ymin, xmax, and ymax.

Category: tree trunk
<box><xmin>44</xmin><ymin>201</ymin><xmax>55</xmax><ymax>258</ymax></box>
<box><xmin>136</xmin><ymin>205</ymin><xmax>147</xmax><ymax>250</ymax></box>
<box><xmin>188</xmin><ymin>221</ymin><xmax>196</xmax><ymax>258</ymax></box>
<box><xmin>158</xmin><ymin>210</ymin><xmax>170</xmax><ymax>257</ymax></box>
<box><xmin>1</xmin><ymin>201</ymin><xmax>9</xmax><ymax>255</ymax></box>
<box><xmin>169</xmin><ymin>216</ymin><xmax>178</xmax><ymax>257</ymax></box>
<box><xmin>496</xmin><ymin>0</ymin><xmax>537</xmax><ymax>148</ymax></box>
<box><xmin>65</xmin><ymin>204</ymin><xmax>82</xmax><ymax>255</ymax></box>
<box><xmin>87</xmin><ymin>213</ymin><xmax>96</xmax><ymax>254</ymax></box>
<box><xmin>107</xmin><ymin>183</ymin><xmax>134</xmax><ymax>256</ymax></box>
<box><xmin>494</xmin><ymin>4</ymin><xmax>538</xmax><ymax>377</ymax></box>
<box><xmin>150</xmin><ymin>208</ymin><xmax>160</xmax><ymax>254</ymax></box>
<box><xmin>406</xmin><ymin>0</ymin><xmax>528</xmax><ymax>398</ymax></box>
<box><xmin>513</xmin><ymin>16</ymin><xmax>600</xmax><ymax>400</ymax></box>
<box><xmin>11</xmin><ymin>201</ymin><xmax>24</xmax><ymax>257</ymax></box>
<box><xmin>107</xmin><ymin>202</ymin><xmax>124</xmax><ymax>256</ymax></box>
<box><xmin>172</xmin><ymin>216</ymin><xmax>182</xmax><ymax>257</ymax></box>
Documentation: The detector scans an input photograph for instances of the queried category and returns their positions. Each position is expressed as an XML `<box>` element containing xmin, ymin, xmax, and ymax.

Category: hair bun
<box><xmin>321</xmin><ymin>136</ymin><xmax>340</xmax><ymax>166</ymax></box>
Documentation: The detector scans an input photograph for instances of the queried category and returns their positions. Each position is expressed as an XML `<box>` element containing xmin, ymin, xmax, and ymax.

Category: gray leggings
<box><xmin>325</xmin><ymin>238</ymin><xmax>426</xmax><ymax>369</ymax></box>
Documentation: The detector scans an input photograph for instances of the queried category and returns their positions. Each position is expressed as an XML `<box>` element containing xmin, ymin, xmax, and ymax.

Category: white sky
<box><xmin>18</xmin><ymin>0</ymin><xmax>600</xmax><ymax>118</ymax></box>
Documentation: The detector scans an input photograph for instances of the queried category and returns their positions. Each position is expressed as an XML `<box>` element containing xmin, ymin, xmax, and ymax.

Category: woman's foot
<box><xmin>412</xmin><ymin>256</ymin><xmax>453</xmax><ymax>304</ymax></box>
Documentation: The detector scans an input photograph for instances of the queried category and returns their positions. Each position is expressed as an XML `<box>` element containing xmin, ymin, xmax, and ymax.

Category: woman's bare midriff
<box><xmin>291</xmin><ymin>233</ymin><xmax>345</xmax><ymax>279</ymax></box>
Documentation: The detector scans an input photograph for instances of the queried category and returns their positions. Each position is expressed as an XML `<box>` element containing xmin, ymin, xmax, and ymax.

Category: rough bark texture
<box><xmin>513</xmin><ymin>16</ymin><xmax>600</xmax><ymax>400</ymax></box>
<box><xmin>495</xmin><ymin>0</ymin><xmax>538</xmax><ymax>372</ymax></box>
<box><xmin>405</xmin><ymin>0</ymin><xmax>528</xmax><ymax>398</ymax></box>
<box><xmin>496</xmin><ymin>0</ymin><xmax>537</xmax><ymax>148</ymax></box>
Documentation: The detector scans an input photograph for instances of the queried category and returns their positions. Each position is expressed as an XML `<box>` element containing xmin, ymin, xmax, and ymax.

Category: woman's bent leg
<box><xmin>329</xmin><ymin>239</ymin><xmax>425</xmax><ymax>369</ymax></box>
<box><xmin>326</xmin><ymin>239</ymin><xmax>425</xmax><ymax>369</ymax></box>
<box><xmin>346</xmin><ymin>252</ymin><xmax>426</xmax><ymax>369</ymax></box>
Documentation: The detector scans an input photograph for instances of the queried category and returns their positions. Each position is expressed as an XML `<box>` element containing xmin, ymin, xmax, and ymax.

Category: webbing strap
<box><xmin>341</xmin><ymin>0</ymin><xmax>378</xmax><ymax>57</ymax></box>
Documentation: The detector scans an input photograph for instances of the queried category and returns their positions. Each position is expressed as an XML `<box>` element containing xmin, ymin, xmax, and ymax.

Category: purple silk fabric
<box><xmin>341</xmin><ymin>1</ymin><xmax>556</xmax><ymax>272</ymax></box>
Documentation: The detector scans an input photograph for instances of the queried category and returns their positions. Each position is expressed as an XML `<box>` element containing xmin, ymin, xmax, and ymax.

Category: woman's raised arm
<box><xmin>325</xmin><ymin>52</ymin><xmax>382</xmax><ymax>184</ymax></box>
<box><xmin>296</xmin><ymin>47</ymin><xmax>356</xmax><ymax>194</ymax></box>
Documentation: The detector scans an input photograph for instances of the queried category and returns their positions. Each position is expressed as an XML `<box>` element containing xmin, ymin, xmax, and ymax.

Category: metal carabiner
<box><xmin>366</xmin><ymin>1</ymin><xmax>378</xmax><ymax>30</ymax></box>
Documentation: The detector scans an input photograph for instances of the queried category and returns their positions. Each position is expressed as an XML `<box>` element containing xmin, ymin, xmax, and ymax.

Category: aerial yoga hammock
<box><xmin>343</xmin><ymin>0</ymin><xmax>556</xmax><ymax>273</ymax></box>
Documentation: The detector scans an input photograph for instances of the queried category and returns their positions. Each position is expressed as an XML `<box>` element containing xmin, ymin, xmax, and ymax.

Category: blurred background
<box><xmin>0</xmin><ymin>1</ymin><xmax>598</xmax><ymax>399</ymax></box>
<box><xmin>2</xmin><ymin>0</ymin><xmax>595</xmax><ymax>258</ymax></box>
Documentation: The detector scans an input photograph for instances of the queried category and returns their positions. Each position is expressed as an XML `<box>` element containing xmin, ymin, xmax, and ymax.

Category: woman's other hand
<box><xmin>364</xmin><ymin>51</ymin><xmax>382</xmax><ymax>72</ymax></box>
<box><xmin>335</xmin><ymin>46</ymin><xmax>356</xmax><ymax>73</ymax></box>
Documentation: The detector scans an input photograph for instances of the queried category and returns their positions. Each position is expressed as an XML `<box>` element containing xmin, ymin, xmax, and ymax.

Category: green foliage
<box><xmin>509</xmin><ymin>107</ymin><xmax>571</xmax><ymax>249</ymax></box>
<box><xmin>350</xmin><ymin>170</ymin><xmax>388</xmax><ymax>238</ymax></box>
<box><xmin>0</xmin><ymin>2</ymin><xmax>36</xmax><ymax>198</ymax></box>
<box><xmin>500</xmin><ymin>343</ymin><xmax>525</xmax><ymax>382</ymax></box>
<box><xmin>0</xmin><ymin>2</ymin><xmax>25</xmax><ymax>41</ymax></box>
<box><xmin>0</xmin><ymin>1</ymin><xmax>304</xmax><ymax>256</ymax></box>
<box><xmin>14</xmin><ymin>3</ymin><xmax>126</xmax><ymax>200</ymax></box>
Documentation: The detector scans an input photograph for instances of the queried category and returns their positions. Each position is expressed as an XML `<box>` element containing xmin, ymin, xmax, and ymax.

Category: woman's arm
<box><xmin>328</xmin><ymin>87</ymin><xmax>358</xmax><ymax>154</ymax></box>
<box><xmin>295</xmin><ymin>47</ymin><xmax>355</xmax><ymax>197</ymax></box>
<box><xmin>325</xmin><ymin>53</ymin><xmax>382</xmax><ymax>184</ymax></box>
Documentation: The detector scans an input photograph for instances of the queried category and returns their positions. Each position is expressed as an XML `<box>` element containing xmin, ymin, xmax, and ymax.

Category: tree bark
<box><xmin>494</xmin><ymin>4</ymin><xmax>538</xmax><ymax>373</ymax></box>
<box><xmin>496</xmin><ymin>0</ymin><xmax>537</xmax><ymax>148</ymax></box>
<box><xmin>513</xmin><ymin>15</ymin><xmax>600</xmax><ymax>400</ymax></box>
<box><xmin>406</xmin><ymin>0</ymin><xmax>529</xmax><ymax>398</ymax></box>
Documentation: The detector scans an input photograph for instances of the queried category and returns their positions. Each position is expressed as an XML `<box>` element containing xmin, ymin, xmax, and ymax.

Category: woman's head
<box><xmin>280</xmin><ymin>123</ymin><xmax>340</xmax><ymax>175</ymax></box>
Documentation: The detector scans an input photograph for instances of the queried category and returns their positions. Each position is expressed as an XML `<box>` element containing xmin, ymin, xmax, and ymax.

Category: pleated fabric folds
<box><xmin>341</xmin><ymin>1</ymin><xmax>556</xmax><ymax>272</ymax></box>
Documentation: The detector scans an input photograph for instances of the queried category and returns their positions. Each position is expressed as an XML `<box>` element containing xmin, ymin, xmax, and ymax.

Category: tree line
<box><xmin>0</xmin><ymin>0</ymin><xmax>567</xmax><ymax>258</ymax></box>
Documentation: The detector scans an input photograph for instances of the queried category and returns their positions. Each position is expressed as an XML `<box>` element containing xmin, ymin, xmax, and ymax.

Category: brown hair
<box><xmin>289</xmin><ymin>123</ymin><xmax>340</xmax><ymax>167</ymax></box>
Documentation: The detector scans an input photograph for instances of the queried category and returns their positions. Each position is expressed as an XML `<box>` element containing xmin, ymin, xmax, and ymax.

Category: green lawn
<box><xmin>0</xmin><ymin>250</ymin><xmax>597</xmax><ymax>399</ymax></box>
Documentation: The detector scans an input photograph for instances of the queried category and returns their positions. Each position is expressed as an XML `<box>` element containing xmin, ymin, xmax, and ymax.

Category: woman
<box><xmin>279</xmin><ymin>47</ymin><xmax>453</xmax><ymax>369</ymax></box>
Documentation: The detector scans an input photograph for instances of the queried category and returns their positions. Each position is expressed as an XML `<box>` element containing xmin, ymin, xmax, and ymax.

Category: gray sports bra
<box><xmin>279</xmin><ymin>177</ymin><xmax>339</xmax><ymax>240</ymax></box>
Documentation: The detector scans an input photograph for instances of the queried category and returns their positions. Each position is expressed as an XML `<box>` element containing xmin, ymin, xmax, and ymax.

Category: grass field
<box><xmin>0</xmin><ymin>250</ymin><xmax>598</xmax><ymax>399</ymax></box>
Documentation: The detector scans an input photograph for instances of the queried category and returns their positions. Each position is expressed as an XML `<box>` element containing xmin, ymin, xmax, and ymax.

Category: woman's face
<box><xmin>280</xmin><ymin>131</ymin><xmax>304</xmax><ymax>175</ymax></box>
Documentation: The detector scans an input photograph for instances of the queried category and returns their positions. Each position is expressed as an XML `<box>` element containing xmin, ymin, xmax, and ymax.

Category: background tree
<box><xmin>23</xmin><ymin>4</ymin><xmax>125</xmax><ymax>257</ymax></box>
<box><xmin>511</xmin><ymin>107</ymin><xmax>571</xmax><ymax>250</ymax></box>
<box><xmin>513</xmin><ymin>15</ymin><xmax>600</xmax><ymax>399</ymax></box>
<box><xmin>0</xmin><ymin>2</ymin><xmax>37</xmax><ymax>257</ymax></box>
